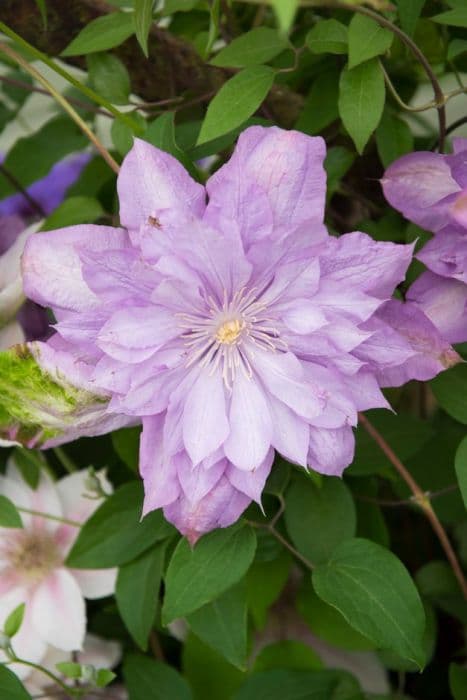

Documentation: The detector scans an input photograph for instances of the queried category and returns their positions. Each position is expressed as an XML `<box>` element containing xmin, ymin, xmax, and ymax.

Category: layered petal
<box><xmin>407</xmin><ymin>271</ymin><xmax>467</xmax><ymax>344</ymax></box>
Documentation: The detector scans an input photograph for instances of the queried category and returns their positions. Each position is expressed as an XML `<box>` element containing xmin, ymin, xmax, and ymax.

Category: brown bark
<box><xmin>0</xmin><ymin>0</ymin><xmax>302</xmax><ymax>126</ymax></box>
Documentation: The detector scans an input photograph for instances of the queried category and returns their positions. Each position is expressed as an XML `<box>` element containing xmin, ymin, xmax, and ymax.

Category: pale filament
<box><xmin>177</xmin><ymin>286</ymin><xmax>287</xmax><ymax>389</ymax></box>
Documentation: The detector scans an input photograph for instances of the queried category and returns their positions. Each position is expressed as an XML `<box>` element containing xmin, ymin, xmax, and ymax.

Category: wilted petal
<box><xmin>117</xmin><ymin>138</ymin><xmax>205</xmax><ymax>232</ymax></box>
<box><xmin>30</xmin><ymin>568</ymin><xmax>86</xmax><ymax>651</ymax></box>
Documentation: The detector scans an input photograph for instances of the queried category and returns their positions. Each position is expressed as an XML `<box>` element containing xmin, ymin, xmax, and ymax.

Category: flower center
<box><xmin>8</xmin><ymin>530</ymin><xmax>62</xmax><ymax>582</ymax></box>
<box><xmin>177</xmin><ymin>285</ymin><xmax>287</xmax><ymax>388</ymax></box>
<box><xmin>215</xmin><ymin>318</ymin><xmax>245</xmax><ymax>345</ymax></box>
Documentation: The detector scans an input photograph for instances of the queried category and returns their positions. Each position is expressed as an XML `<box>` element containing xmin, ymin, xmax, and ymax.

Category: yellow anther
<box><xmin>215</xmin><ymin>318</ymin><xmax>245</xmax><ymax>345</ymax></box>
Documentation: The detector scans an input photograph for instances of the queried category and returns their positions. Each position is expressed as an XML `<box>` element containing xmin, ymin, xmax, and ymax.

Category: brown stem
<box><xmin>0</xmin><ymin>163</ymin><xmax>46</xmax><ymax>216</ymax></box>
<box><xmin>149</xmin><ymin>630</ymin><xmax>166</xmax><ymax>662</ymax></box>
<box><xmin>359</xmin><ymin>412</ymin><xmax>467</xmax><ymax>599</ymax></box>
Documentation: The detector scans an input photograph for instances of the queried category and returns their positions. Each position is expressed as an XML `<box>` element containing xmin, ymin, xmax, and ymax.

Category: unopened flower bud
<box><xmin>81</xmin><ymin>663</ymin><xmax>97</xmax><ymax>684</ymax></box>
<box><xmin>0</xmin><ymin>633</ymin><xmax>11</xmax><ymax>650</ymax></box>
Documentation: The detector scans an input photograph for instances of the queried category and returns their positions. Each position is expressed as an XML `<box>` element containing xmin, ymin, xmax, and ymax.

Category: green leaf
<box><xmin>162</xmin><ymin>523</ymin><xmax>256</xmax><ymax>623</ymax></box>
<box><xmin>13</xmin><ymin>448</ymin><xmax>43</xmax><ymax>489</ymax></box>
<box><xmin>312</xmin><ymin>538</ymin><xmax>426</xmax><ymax>667</ymax></box>
<box><xmin>4</xmin><ymin>604</ymin><xmax>25</xmax><ymax>638</ymax></box>
<box><xmin>234</xmin><ymin>669</ymin><xmax>362</xmax><ymax>700</ymax></box>
<box><xmin>123</xmin><ymin>655</ymin><xmax>192</xmax><ymax>700</ymax></box>
<box><xmin>112</xmin><ymin>426</ymin><xmax>141</xmax><ymax>472</ymax></box>
<box><xmin>211</xmin><ymin>28</ymin><xmax>289</xmax><ymax>68</ymax></box>
<box><xmin>431</xmin><ymin>364</ymin><xmax>467</xmax><ymax>424</ymax></box>
<box><xmin>111</xmin><ymin>113</ymin><xmax>147</xmax><ymax>156</ymax></box>
<box><xmin>432</xmin><ymin>8</ymin><xmax>467</xmax><ymax>27</ymax></box>
<box><xmin>0</xmin><ymin>117</ymin><xmax>87</xmax><ymax>198</ymax></box>
<box><xmin>295</xmin><ymin>67</ymin><xmax>339</xmax><ymax>136</ymax></box>
<box><xmin>56</xmin><ymin>662</ymin><xmax>82</xmax><ymax>679</ymax></box>
<box><xmin>396</xmin><ymin>0</ymin><xmax>425</xmax><ymax>36</ymax></box>
<box><xmin>306</xmin><ymin>20</ymin><xmax>348</xmax><ymax>55</ymax></box>
<box><xmin>197</xmin><ymin>67</ymin><xmax>275</xmax><ymax>145</ymax></box>
<box><xmin>338</xmin><ymin>59</ymin><xmax>385</xmax><ymax>154</ymax></box>
<box><xmin>348</xmin><ymin>14</ymin><xmax>393</xmax><ymax>68</ymax></box>
<box><xmin>298</xmin><ymin>578</ymin><xmax>375</xmax><ymax>651</ymax></box>
<box><xmin>41</xmin><ymin>196</ymin><xmax>104</xmax><ymax>231</ymax></box>
<box><xmin>34</xmin><ymin>0</ymin><xmax>48</xmax><ymax>29</ymax></box>
<box><xmin>144</xmin><ymin>113</ymin><xmax>196</xmax><ymax>176</ymax></box>
<box><xmin>376</xmin><ymin>110</ymin><xmax>413</xmax><ymax>167</ymax></box>
<box><xmin>0</xmin><ymin>495</ymin><xmax>23</xmax><ymax>529</ymax></box>
<box><xmin>246</xmin><ymin>549</ymin><xmax>291</xmax><ymax>629</ymax></box>
<box><xmin>61</xmin><ymin>12</ymin><xmax>135</xmax><ymax>56</ymax></box>
<box><xmin>450</xmin><ymin>662</ymin><xmax>467</xmax><ymax>700</ymax></box>
<box><xmin>253</xmin><ymin>641</ymin><xmax>323</xmax><ymax>672</ymax></box>
<box><xmin>96</xmin><ymin>669</ymin><xmax>116</xmax><ymax>688</ymax></box>
<box><xmin>182</xmin><ymin>633</ymin><xmax>245</xmax><ymax>700</ymax></box>
<box><xmin>133</xmin><ymin>0</ymin><xmax>153</xmax><ymax>57</ymax></box>
<box><xmin>116</xmin><ymin>541</ymin><xmax>167</xmax><ymax>650</ymax></box>
<box><xmin>87</xmin><ymin>53</ymin><xmax>131</xmax><ymax>105</ymax></box>
<box><xmin>324</xmin><ymin>146</ymin><xmax>355</xmax><ymax>199</ymax></box>
<box><xmin>66</xmin><ymin>482</ymin><xmax>174</xmax><ymax>568</ymax></box>
<box><xmin>448</xmin><ymin>39</ymin><xmax>467</xmax><ymax>60</ymax></box>
<box><xmin>270</xmin><ymin>0</ymin><xmax>299</xmax><ymax>33</ymax></box>
<box><xmin>284</xmin><ymin>475</ymin><xmax>356</xmax><ymax>565</ymax></box>
<box><xmin>0</xmin><ymin>665</ymin><xmax>32</xmax><ymax>700</ymax></box>
<box><xmin>455</xmin><ymin>436</ymin><xmax>467</xmax><ymax>509</ymax></box>
<box><xmin>349</xmin><ymin>411</ymin><xmax>433</xmax><ymax>477</ymax></box>
<box><xmin>187</xmin><ymin>583</ymin><xmax>248</xmax><ymax>669</ymax></box>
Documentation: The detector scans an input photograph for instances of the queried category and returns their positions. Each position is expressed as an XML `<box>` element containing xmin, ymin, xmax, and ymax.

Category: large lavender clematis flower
<box><xmin>381</xmin><ymin>141</ymin><xmax>467</xmax><ymax>344</ymax></box>
<box><xmin>21</xmin><ymin>127</ymin><xmax>456</xmax><ymax>540</ymax></box>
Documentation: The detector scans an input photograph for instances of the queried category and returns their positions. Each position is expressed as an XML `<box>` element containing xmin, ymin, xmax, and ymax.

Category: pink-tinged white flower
<box><xmin>381</xmin><ymin>140</ymin><xmax>467</xmax><ymax>344</ymax></box>
<box><xmin>24</xmin><ymin>634</ymin><xmax>123</xmax><ymax>699</ymax></box>
<box><xmin>20</xmin><ymin>126</ymin><xmax>458</xmax><ymax>540</ymax></box>
<box><xmin>0</xmin><ymin>464</ymin><xmax>117</xmax><ymax>676</ymax></box>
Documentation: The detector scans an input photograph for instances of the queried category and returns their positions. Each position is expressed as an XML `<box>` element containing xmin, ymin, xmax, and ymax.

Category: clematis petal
<box><xmin>22</xmin><ymin>225</ymin><xmax>129</xmax><ymax>313</ymax></box>
<box><xmin>183</xmin><ymin>368</ymin><xmax>229</xmax><ymax>465</ymax></box>
<box><xmin>30</xmin><ymin>568</ymin><xmax>86</xmax><ymax>651</ymax></box>
<box><xmin>206</xmin><ymin>125</ymin><xmax>327</xmax><ymax>244</ymax></box>
<box><xmin>224</xmin><ymin>371</ymin><xmax>273</xmax><ymax>471</ymax></box>
<box><xmin>97</xmin><ymin>307</ymin><xmax>178</xmax><ymax>362</ymax></box>
<box><xmin>72</xmin><ymin>568</ymin><xmax>117</xmax><ymax>599</ymax></box>
<box><xmin>407</xmin><ymin>271</ymin><xmax>467</xmax><ymax>344</ymax></box>
<box><xmin>226</xmin><ymin>449</ymin><xmax>274</xmax><ymax>502</ymax></box>
<box><xmin>267</xmin><ymin>395</ymin><xmax>309</xmax><ymax>466</ymax></box>
<box><xmin>140</xmin><ymin>414</ymin><xmax>180</xmax><ymax>515</ymax></box>
<box><xmin>381</xmin><ymin>151</ymin><xmax>461</xmax><ymax>231</ymax></box>
<box><xmin>117</xmin><ymin>138</ymin><xmax>206</xmax><ymax>232</ymax></box>
<box><xmin>307</xmin><ymin>425</ymin><xmax>355</xmax><ymax>477</ymax></box>
<box><xmin>417</xmin><ymin>227</ymin><xmax>467</xmax><ymax>283</ymax></box>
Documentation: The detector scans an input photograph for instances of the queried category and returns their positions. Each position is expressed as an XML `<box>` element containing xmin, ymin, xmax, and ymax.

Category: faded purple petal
<box><xmin>407</xmin><ymin>271</ymin><xmax>467</xmax><ymax>345</ymax></box>
<box><xmin>417</xmin><ymin>227</ymin><xmax>467</xmax><ymax>283</ymax></box>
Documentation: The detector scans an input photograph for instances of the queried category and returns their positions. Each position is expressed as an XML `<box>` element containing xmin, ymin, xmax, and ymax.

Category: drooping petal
<box><xmin>407</xmin><ymin>271</ymin><xmax>467</xmax><ymax>344</ymax></box>
<box><xmin>163</xmin><ymin>474</ymin><xmax>251</xmax><ymax>544</ymax></box>
<box><xmin>267</xmin><ymin>395</ymin><xmax>309</xmax><ymax>466</ymax></box>
<box><xmin>381</xmin><ymin>151</ymin><xmax>461</xmax><ymax>231</ymax></box>
<box><xmin>177</xmin><ymin>453</ymin><xmax>225</xmax><ymax>504</ymax></box>
<box><xmin>22</xmin><ymin>225</ymin><xmax>129</xmax><ymax>313</ymax></box>
<box><xmin>117</xmin><ymin>138</ymin><xmax>205</xmax><ymax>232</ymax></box>
<box><xmin>226</xmin><ymin>449</ymin><xmax>274</xmax><ymax>502</ymax></box>
<box><xmin>307</xmin><ymin>425</ymin><xmax>355</xmax><ymax>477</ymax></box>
<box><xmin>30</xmin><ymin>568</ymin><xmax>86</xmax><ymax>651</ymax></box>
<box><xmin>206</xmin><ymin>126</ymin><xmax>327</xmax><ymax>245</ymax></box>
<box><xmin>224</xmin><ymin>371</ymin><xmax>273</xmax><ymax>471</ymax></box>
<box><xmin>140</xmin><ymin>414</ymin><xmax>180</xmax><ymax>516</ymax></box>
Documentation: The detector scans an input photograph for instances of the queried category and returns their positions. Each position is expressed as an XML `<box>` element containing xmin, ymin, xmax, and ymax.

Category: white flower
<box><xmin>0</xmin><ymin>463</ymin><xmax>117</xmax><ymax>678</ymax></box>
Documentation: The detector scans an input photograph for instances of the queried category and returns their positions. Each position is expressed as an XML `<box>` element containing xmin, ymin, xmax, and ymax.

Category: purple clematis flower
<box><xmin>21</xmin><ymin>127</ymin><xmax>458</xmax><ymax>541</ymax></box>
<box><xmin>381</xmin><ymin>140</ymin><xmax>467</xmax><ymax>344</ymax></box>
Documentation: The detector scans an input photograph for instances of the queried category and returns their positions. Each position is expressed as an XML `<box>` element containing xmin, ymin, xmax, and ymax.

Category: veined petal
<box><xmin>226</xmin><ymin>448</ymin><xmax>274</xmax><ymax>502</ymax></box>
<box><xmin>206</xmin><ymin>126</ymin><xmax>327</xmax><ymax>244</ymax></box>
<box><xmin>22</xmin><ymin>225</ymin><xmax>129</xmax><ymax>313</ymax></box>
<box><xmin>117</xmin><ymin>138</ymin><xmax>205</xmax><ymax>232</ymax></box>
<box><xmin>140</xmin><ymin>414</ymin><xmax>180</xmax><ymax>515</ymax></box>
<box><xmin>307</xmin><ymin>425</ymin><xmax>355</xmax><ymax>477</ymax></box>
<box><xmin>407</xmin><ymin>271</ymin><xmax>467</xmax><ymax>345</ymax></box>
<box><xmin>97</xmin><ymin>307</ymin><xmax>178</xmax><ymax>362</ymax></box>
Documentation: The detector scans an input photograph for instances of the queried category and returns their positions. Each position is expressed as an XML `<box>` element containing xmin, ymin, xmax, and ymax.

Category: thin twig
<box><xmin>0</xmin><ymin>74</ymin><xmax>113</xmax><ymax>117</ymax></box>
<box><xmin>17</xmin><ymin>505</ymin><xmax>81</xmax><ymax>527</ymax></box>
<box><xmin>53</xmin><ymin>446</ymin><xmax>78</xmax><ymax>474</ymax></box>
<box><xmin>359</xmin><ymin>412</ymin><xmax>467</xmax><ymax>600</ymax></box>
<box><xmin>0</xmin><ymin>162</ymin><xmax>46</xmax><ymax>216</ymax></box>
<box><xmin>149</xmin><ymin>631</ymin><xmax>166</xmax><ymax>662</ymax></box>
<box><xmin>248</xmin><ymin>519</ymin><xmax>314</xmax><ymax>570</ymax></box>
<box><xmin>0</xmin><ymin>42</ymin><xmax>120</xmax><ymax>174</ymax></box>
<box><xmin>355</xmin><ymin>484</ymin><xmax>459</xmax><ymax>509</ymax></box>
